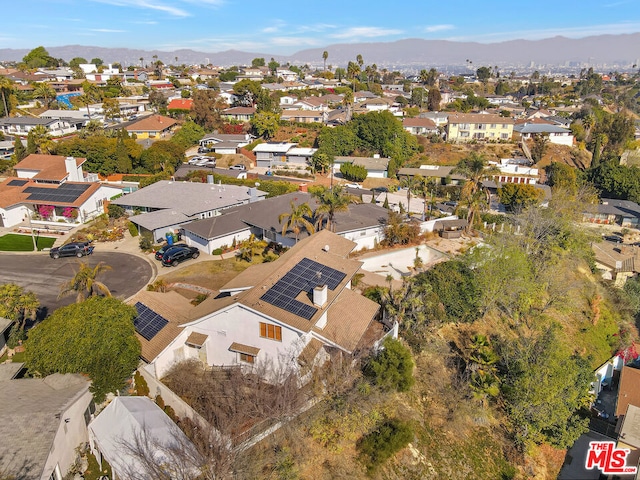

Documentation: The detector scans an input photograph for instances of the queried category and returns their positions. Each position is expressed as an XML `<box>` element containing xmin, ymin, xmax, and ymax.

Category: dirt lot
<box><xmin>157</xmin><ymin>257</ymin><xmax>251</xmax><ymax>290</ymax></box>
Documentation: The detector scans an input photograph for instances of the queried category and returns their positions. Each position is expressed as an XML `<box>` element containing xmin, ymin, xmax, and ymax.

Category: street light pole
<box><xmin>27</xmin><ymin>208</ymin><xmax>37</xmax><ymax>252</ymax></box>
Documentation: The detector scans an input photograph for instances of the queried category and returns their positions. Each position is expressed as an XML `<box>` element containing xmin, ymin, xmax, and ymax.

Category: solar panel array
<box><xmin>134</xmin><ymin>302</ymin><xmax>169</xmax><ymax>341</ymax></box>
<box><xmin>260</xmin><ymin>257</ymin><xmax>346</xmax><ymax>320</ymax></box>
<box><xmin>8</xmin><ymin>179</ymin><xmax>27</xmax><ymax>187</ymax></box>
<box><xmin>24</xmin><ymin>183</ymin><xmax>91</xmax><ymax>204</ymax></box>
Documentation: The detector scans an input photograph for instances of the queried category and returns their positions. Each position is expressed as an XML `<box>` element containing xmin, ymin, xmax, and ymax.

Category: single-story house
<box><xmin>285</xmin><ymin>147</ymin><xmax>317</xmax><ymax>167</ymax></box>
<box><xmin>125</xmin><ymin>115</ymin><xmax>177</xmax><ymax>139</ymax></box>
<box><xmin>135</xmin><ymin>230</ymin><xmax>385</xmax><ymax>383</ymax></box>
<box><xmin>280</xmin><ymin>110</ymin><xmax>326</xmax><ymax>124</ymax></box>
<box><xmin>584</xmin><ymin>198</ymin><xmax>640</xmax><ymax>227</ymax></box>
<box><xmin>181</xmin><ymin>191</ymin><xmax>388</xmax><ymax>252</ymax></box>
<box><xmin>514</xmin><ymin>122</ymin><xmax>574</xmax><ymax>147</ymax></box>
<box><xmin>166</xmin><ymin>98</ymin><xmax>193</xmax><ymax>113</ymax></box>
<box><xmin>199</xmin><ymin>133</ymin><xmax>252</xmax><ymax>148</ymax></box>
<box><xmin>592</xmin><ymin>241</ymin><xmax>640</xmax><ymax>286</ymax></box>
<box><xmin>0</xmin><ymin>117</ymin><xmax>77</xmax><ymax>137</ymax></box>
<box><xmin>333</xmin><ymin>155</ymin><xmax>390</xmax><ymax>179</ymax></box>
<box><xmin>253</xmin><ymin>142</ymin><xmax>297</xmax><ymax>169</ymax></box>
<box><xmin>222</xmin><ymin>107</ymin><xmax>256</xmax><ymax>122</ymax></box>
<box><xmin>89</xmin><ymin>396</ymin><xmax>198</xmax><ymax>480</ymax></box>
<box><xmin>0</xmin><ymin>373</ymin><xmax>94</xmax><ymax>480</ymax></box>
<box><xmin>403</xmin><ymin>117</ymin><xmax>438</xmax><ymax>135</ymax></box>
<box><xmin>111</xmin><ymin>180</ymin><xmax>266</xmax><ymax>242</ymax></box>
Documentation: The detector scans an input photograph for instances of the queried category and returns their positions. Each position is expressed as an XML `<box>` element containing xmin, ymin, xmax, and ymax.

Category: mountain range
<box><xmin>0</xmin><ymin>33</ymin><xmax>638</xmax><ymax>70</ymax></box>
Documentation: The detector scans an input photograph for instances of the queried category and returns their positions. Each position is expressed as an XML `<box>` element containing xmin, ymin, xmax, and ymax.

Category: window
<box><xmin>501</xmin><ymin>124</ymin><xmax>509</xmax><ymax>128</ymax></box>
<box><xmin>239</xmin><ymin>353</ymin><xmax>255</xmax><ymax>364</ymax></box>
<box><xmin>260</xmin><ymin>322</ymin><xmax>282</xmax><ymax>341</ymax></box>
<box><xmin>460</xmin><ymin>131</ymin><xmax>470</xmax><ymax>138</ymax></box>
<box><xmin>501</xmin><ymin>133</ymin><xmax>509</xmax><ymax>139</ymax></box>
<box><xmin>490</xmin><ymin>124</ymin><xmax>497</xmax><ymax>128</ymax></box>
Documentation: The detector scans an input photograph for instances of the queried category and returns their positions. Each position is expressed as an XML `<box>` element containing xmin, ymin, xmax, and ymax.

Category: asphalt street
<box><xmin>0</xmin><ymin>251</ymin><xmax>153</xmax><ymax>317</ymax></box>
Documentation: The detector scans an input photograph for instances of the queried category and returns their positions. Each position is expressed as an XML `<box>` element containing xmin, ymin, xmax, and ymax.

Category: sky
<box><xmin>1</xmin><ymin>0</ymin><xmax>639</xmax><ymax>55</ymax></box>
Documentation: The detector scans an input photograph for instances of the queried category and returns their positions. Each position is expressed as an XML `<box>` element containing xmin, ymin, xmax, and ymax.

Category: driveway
<box><xmin>0</xmin><ymin>251</ymin><xmax>153</xmax><ymax>317</ymax></box>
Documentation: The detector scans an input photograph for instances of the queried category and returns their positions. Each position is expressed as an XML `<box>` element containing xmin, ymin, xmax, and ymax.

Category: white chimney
<box><xmin>65</xmin><ymin>157</ymin><xmax>82</xmax><ymax>182</ymax></box>
<box><xmin>313</xmin><ymin>284</ymin><xmax>328</xmax><ymax>308</ymax></box>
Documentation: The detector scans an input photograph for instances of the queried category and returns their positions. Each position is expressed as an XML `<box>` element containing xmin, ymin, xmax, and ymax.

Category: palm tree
<box><xmin>312</xmin><ymin>185</ymin><xmax>357</xmax><ymax>232</ymax></box>
<box><xmin>278</xmin><ymin>201</ymin><xmax>315</xmax><ymax>242</ymax></box>
<box><xmin>0</xmin><ymin>77</ymin><xmax>13</xmax><ymax>117</ymax></box>
<box><xmin>58</xmin><ymin>261</ymin><xmax>112</xmax><ymax>303</ymax></box>
<box><xmin>139</xmin><ymin>57</ymin><xmax>144</xmax><ymax>67</ymax></box>
<box><xmin>33</xmin><ymin>82</ymin><xmax>56</xmax><ymax>109</ymax></box>
<box><xmin>322</xmin><ymin>51</ymin><xmax>328</xmax><ymax>71</ymax></box>
<box><xmin>399</xmin><ymin>175</ymin><xmax>423</xmax><ymax>217</ymax></box>
<box><xmin>27</xmin><ymin>125</ymin><xmax>54</xmax><ymax>154</ymax></box>
<box><xmin>452</xmin><ymin>153</ymin><xmax>500</xmax><ymax>232</ymax></box>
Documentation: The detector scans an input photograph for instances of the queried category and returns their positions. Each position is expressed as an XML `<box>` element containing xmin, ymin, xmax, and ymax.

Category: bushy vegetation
<box><xmin>357</xmin><ymin>419</ymin><xmax>413</xmax><ymax>474</ymax></box>
<box><xmin>340</xmin><ymin>162</ymin><xmax>368</xmax><ymax>182</ymax></box>
<box><xmin>363</xmin><ymin>337</ymin><xmax>414</xmax><ymax>392</ymax></box>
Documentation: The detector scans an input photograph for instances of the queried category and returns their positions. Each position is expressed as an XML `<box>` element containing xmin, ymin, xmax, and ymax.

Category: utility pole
<box><xmin>27</xmin><ymin>209</ymin><xmax>37</xmax><ymax>251</ymax></box>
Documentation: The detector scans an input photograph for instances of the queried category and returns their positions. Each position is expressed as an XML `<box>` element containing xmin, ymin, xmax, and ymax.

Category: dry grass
<box><xmin>157</xmin><ymin>257</ymin><xmax>251</xmax><ymax>290</ymax></box>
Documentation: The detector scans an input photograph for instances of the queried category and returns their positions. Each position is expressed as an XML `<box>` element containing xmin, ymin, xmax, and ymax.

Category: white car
<box><xmin>229</xmin><ymin>164</ymin><xmax>246</xmax><ymax>171</ymax></box>
<box><xmin>345</xmin><ymin>183</ymin><xmax>363</xmax><ymax>189</ymax></box>
<box><xmin>188</xmin><ymin>157</ymin><xmax>204</xmax><ymax>165</ymax></box>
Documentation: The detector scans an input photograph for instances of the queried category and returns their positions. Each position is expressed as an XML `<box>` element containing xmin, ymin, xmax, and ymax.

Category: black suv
<box><xmin>161</xmin><ymin>245</ymin><xmax>200</xmax><ymax>267</ymax></box>
<box><xmin>50</xmin><ymin>242</ymin><xmax>94</xmax><ymax>259</ymax></box>
<box><xmin>155</xmin><ymin>243</ymin><xmax>187</xmax><ymax>261</ymax></box>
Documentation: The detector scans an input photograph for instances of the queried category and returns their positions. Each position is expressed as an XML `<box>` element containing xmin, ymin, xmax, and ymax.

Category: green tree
<box><xmin>22</xmin><ymin>46</ymin><xmax>57</xmax><ymax>69</ymax></box>
<box><xmin>498</xmin><ymin>326</ymin><xmax>591</xmax><ymax>448</ymax></box>
<box><xmin>312</xmin><ymin>185</ymin><xmax>356</xmax><ymax>231</ymax></box>
<box><xmin>69</xmin><ymin>57</ymin><xmax>87</xmax><ymax>68</ymax></box>
<box><xmin>251</xmin><ymin>57</ymin><xmax>265</xmax><ymax>67</ymax></box>
<box><xmin>91</xmin><ymin>58</ymin><xmax>104</xmax><ymax>67</ymax></box>
<box><xmin>322</xmin><ymin>51</ymin><xmax>328</xmax><ymax>71</ymax></box>
<box><xmin>25</xmin><ymin>297</ymin><xmax>141</xmax><ymax>402</ymax></box>
<box><xmin>268</xmin><ymin>58</ymin><xmax>280</xmax><ymax>75</ymax></box>
<box><xmin>363</xmin><ymin>337</ymin><xmax>414</xmax><ymax>392</ymax></box>
<box><xmin>427</xmin><ymin>87</ymin><xmax>441</xmax><ymax>111</ymax></box>
<box><xmin>357</xmin><ymin>419</ymin><xmax>413</xmax><ymax>474</ymax></box>
<box><xmin>191</xmin><ymin>89</ymin><xmax>225</xmax><ymax>131</ymax></box>
<box><xmin>317</xmin><ymin>125</ymin><xmax>358</xmax><ymax>156</ymax></box>
<box><xmin>101</xmin><ymin>97</ymin><xmax>120</xmax><ymax>122</ymax></box>
<box><xmin>233</xmin><ymin>79</ymin><xmax>262</xmax><ymax>106</ymax></box>
<box><xmin>170</xmin><ymin>121</ymin><xmax>205</xmax><ymax>149</ymax></box>
<box><xmin>12</xmin><ymin>137</ymin><xmax>27</xmax><ymax>162</ymax></box>
<box><xmin>546</xmin><ymin>162</ymin><xmax>579</xmax><ymax>194</ymax></box>
<box><xmin>250</xmin><ymin>111</ymin><xmax>280</xmax><ymax>139</ymax></box>
<box><xmin>26</xmin><ymin>125</ymin><xmax>54</xmax><ymax>154</ymax></box>
<box><xmin>452</xmin><ymin>153</ymin><xmax>500</xmax><ymax>231</ymax></box>
<box><xmin>476</xmin><ymin>66</ymin><xmax>492</xmax><ymax>83</ymax></box>
<box><xmin>339</xmin><ymin>162</ymin><xmax>367</xmax><ymax>182</ymax></box>
<box><xmin>58</xmin><ymin>261</ymin><xmax>112</xmax><ymax>303</ymax></box>
<box><xmin>310</xmin><ymin>150</ymin><xmax>332</xmax><ymax>174</ymax></box>
<box><xmin>497</xmin><ymin>183</ymin><xmax>544</xmax><ymax>212</ymax></box>
<box><xmin>530</xmin><ymin>133</ymin><xmax>549</xmax><ymax>163</ymax></box>
<box><xmin>0</xmin><ymin>77</ymin><xmax>13</xmax><ymax>117</ymax></box>
<box><xmin>0</xmin><ymin>283</ymin><xmax>39</xmax><ymax>330</ymax></box>
<box><xmin>278</xmin><ymin>201</ymin><xmax>315</xmax><ymax>241</ymax></box>
<box><xmin>382</xmin><ymin>210</ymin><xmax>421</xmax><ymax>246</ymax></box>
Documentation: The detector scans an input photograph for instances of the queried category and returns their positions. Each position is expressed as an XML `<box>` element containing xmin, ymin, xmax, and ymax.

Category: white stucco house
<box><xmin>133</xmin><ymin>230</ymin><xmax>384</xmax><ymax>383</ymax></box>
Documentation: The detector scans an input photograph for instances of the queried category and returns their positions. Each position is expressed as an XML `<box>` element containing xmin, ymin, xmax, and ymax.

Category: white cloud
<box><xmin>424</xmin><ymin>24</ymin><xmax>454</xmax><ymax>33</ymax></box>
<box><xmin>330</xmin><ymin>26</ymin><xmax>403</xmax><ymax>40</ymax></box>
<box><xmin>90</xmin><ymin>0</ymin><xmax>190</xmax><ymax>18</ymax></box>
<box><xmin>270</xmin><ymin>36</ymin><xmax>320</xmax><ymax>47</ymax></box>
<box><xmin>90</xmin><ymin>28</ymin><xmax>126</xmax><ymax>33</ymax></box>
<box><xmin>262</xmin><ymin>26</ymin><xmax>279</xmax><ymax>33</ymax></box>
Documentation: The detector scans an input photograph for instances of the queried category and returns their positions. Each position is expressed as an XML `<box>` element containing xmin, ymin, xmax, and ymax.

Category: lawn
<box><xmin>0</xmin><ymin>233</ymin><xmax>56</xmax><ymax>251</ymax></box>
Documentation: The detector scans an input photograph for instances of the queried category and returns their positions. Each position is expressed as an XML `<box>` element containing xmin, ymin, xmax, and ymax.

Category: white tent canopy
<box><xmin>88</xmin><ymin>396</ymin><xmax>200</xmax><ymax>480</ymax></box>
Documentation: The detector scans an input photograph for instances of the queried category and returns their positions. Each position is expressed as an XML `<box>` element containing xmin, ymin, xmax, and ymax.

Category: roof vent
<box><xmin>323</xmin><ymin>245</ymin><xmax>330</xmax><ymax>252</ymax></box>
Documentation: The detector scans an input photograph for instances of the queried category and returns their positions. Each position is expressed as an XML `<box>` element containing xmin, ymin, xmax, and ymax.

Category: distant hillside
<box><xmin>0</xmin><ymin>33</ymin><xmax>638</xmax><ymax>68</ymax></box>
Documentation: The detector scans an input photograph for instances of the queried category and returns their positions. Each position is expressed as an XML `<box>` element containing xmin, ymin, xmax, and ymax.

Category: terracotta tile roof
<box><xmin>447</xmin><ymin>113</ymin><xmax>514</xmax><ymax>125</ymax></box>
<box><xmin>313</xmin><ymin>288</ymin><xmax>378</xmax><ymax>352</ymax></box>
<box><xmin>125</xmin><ymin>115</ymin><xmax>176</xmax><ymax>133</ymax></box>
<box><xmin>0</xmin><ymin>177</ymin><xmax>102</xmax><ymax>209</ymax></box>
<box><xmin>229</xmin><ymin>342</ymin><xmax>260</xmax><ymax>356</ymax></box>
<box><xmin>167</xmin><ymin>98</ymin><xmax>193</xmax><ymax>110</ymax></box>
<box><xmin>616</xmin><ymin>366</ymin><xmax>640</xmax><ymax>417</ymax></box>
<box><xmin>14</xmin><ymin>154</ymin><xmax>85</xmax><ymax>182</ymax></box>
<box><xmin>186</xmin><ymin>332</ymin><xmax>208</xmax><ymax>347</ymax></box>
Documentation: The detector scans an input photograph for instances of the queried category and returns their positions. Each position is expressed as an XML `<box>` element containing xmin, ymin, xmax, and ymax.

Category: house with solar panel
<box><xmin>0</xmin><ymin>154</ymin><xmax>122</xmax><ymax>228</ymax></box>
<box><xmin>131</xmin><ymin>230</ymin><xmax>387</xmax><ymax>384</ymax></box>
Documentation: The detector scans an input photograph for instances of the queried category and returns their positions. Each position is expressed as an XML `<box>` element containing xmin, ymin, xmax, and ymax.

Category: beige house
<box><xmin>446</xmin><ymin>113</ymin><xmax>514</xmax><ymax>142</ymax></box>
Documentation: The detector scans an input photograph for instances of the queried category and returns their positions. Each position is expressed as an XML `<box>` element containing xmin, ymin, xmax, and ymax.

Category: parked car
<box><xmin>344</xmin><ymin>183</ymin><xmax>363</xmax><ymax>189</ymax></box>
<box><xmin>187</xmin><ymin>157</ymin><xmax>203</xmax><ymax>165</ymax></box>
<box><xmin>198</xmin><ymin>146</ymin><xmax>213</xmax><ymax>153</ymax></box>
<box><xmin>603</xmin><ymin>234</ymin><xmax>623</xmax><ymax>244</ymax></box>
<box><xmin>161</xmin><ymin>245</ymin><xmax>200</xmax><ymax>267</ymax></box>
<box><xmin>229</xmin><ymin>164</ymin><xmax>246</xmax><ymax>171</ymax></box>
<box><xmin>201</xmin><ymin>159</ymin><xmax>217</xmax><ymax>167</ymax></box>
<box><xmin>50</xmin><ymin>241</ymin><xmax>94</xmax><ymax>259</ymax></box>
<box><xmin>154</xmin><ymin>243</ymin><xmax>187</xmax><ymax>261</ymax></box>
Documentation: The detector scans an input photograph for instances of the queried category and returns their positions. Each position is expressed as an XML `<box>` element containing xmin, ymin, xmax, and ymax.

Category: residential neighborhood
<box><xmin>0</xmin><ymin>17</ymin><xmax>639</xmax><ymax>480</ymax></box>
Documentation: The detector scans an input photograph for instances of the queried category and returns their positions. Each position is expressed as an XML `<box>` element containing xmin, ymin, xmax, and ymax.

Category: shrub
<box><xmin>107</xmin><ymin>203</ymin><xmax>126</xmax><ymax>219</ymax></box>
<box><xmin>134</xmin><ymin>371</ymin><xmax>150</xmax><ymax>397</ymax></box>
<box><xmin>191</xmin><ymin>293</ymin><xmax>209</xmax><ymax>306</ymax></box>
<box><xmin>340</xmin><ymin>162</ymin><xmax>368</xmax><ymax>182</ymax></box>
<box><xmin>357</xmin><ymin>419</ymin><xmax>413</xmax><ymax>474</ymax></box>
<box><xmin>139</xmin><ymin>235</ymin><xmax>152</xmax><ymax>251</ymax></box>
<box><xmin>127</xmin><ymin>221</ymin><xmax>138</xmax><ymax>237</ymax></box>
<box><xmin>212</xmin><ymin>248</ymin><xmax>223</xmax><ymax>255</ymax></box>
<box><xmin>363</xmin><ymin>337</ymin><xmax>415</xmax><ymax>392</ymax></box>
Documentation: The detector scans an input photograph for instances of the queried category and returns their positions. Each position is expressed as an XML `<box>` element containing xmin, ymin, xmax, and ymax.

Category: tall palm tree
<box><xmin>400</xmin><ymin>175</ymin><xmax>423</xmax><ymax>217</ymax></box>
<box><xmin>58</xmin><ymin>261</ymin><xmax>112</xmax><ymax>303</ymax></box>
<box><xmin>452</xmin><ymin>153</ymin><xmax>500</xmax><ymax>232</ymax></box>
<box><xmin>0</xmin><ymin>77</ymin><xmax>13</xmax><ymax>117</ymax></box>
<box><xmin>278</xmin><ymin>201</ymin><xmax>315</xmax><ymax>242</ymax></box>
<box><xmin>27</xmin><ymin>125</ymin><xmax>54</xmax><ymax>154</ymax></box>
<box><xmin>322</xmin><ymin>51</ymin><xmax>328</xmax><ymax>71</ymax></box>
<box><xmin>312</xmin><ymin>185</ymin><xmax>357</xmax><ymax>232</ymax></box>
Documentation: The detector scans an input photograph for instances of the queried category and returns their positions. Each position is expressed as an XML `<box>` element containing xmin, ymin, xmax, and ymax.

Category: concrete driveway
<box><xmin>0</xmin><ymin>251</ymin><xmax>153</xmax><ymax>317</ymax></box>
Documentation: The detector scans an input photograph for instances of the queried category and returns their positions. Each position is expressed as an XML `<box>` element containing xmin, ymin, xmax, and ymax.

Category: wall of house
<box><xmin>40</xmin><ymin>389</ymin><xmax>93</xmax><ymax>480</ymax></box>
<box><xmin>184</xmin><ymin>229</ymin><xmax>252</xmax><ymax>255</ymax></box>
<box><xmin>447</xmin><ymin>123</ymin><xmax>513</xmax><ymax>142</ymax></box>
<box><xmin>0</xmin><ymin>204</ymin><xmax>31</xmax><ymax>227</ymax></box>
<box><xmin>340</xmin><ymin>226</ymin><xmax>384</xmax><ymax>251</ymax></box>
<box><xmin>79</xmin><ymin>185</ymin><xmax>122</xmax><ymax>222</ymax></box>
<box><xmin>151</xmin><ymin>305</ymin><xmax>307</xmax><ymax>381</ymax></box>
